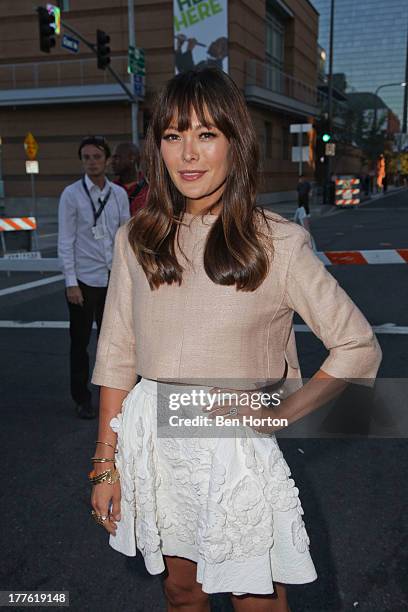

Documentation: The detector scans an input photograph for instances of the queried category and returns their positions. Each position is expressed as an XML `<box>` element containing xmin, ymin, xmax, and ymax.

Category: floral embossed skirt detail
<box><xmin>108</xmin><ymin>378</ymin><xmax>317</xmax><ymax>596</ymax></box>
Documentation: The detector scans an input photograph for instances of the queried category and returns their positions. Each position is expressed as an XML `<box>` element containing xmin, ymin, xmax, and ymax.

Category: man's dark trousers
<box><xmin>67</xmin><ymin>280</ymin><xmax>108</xmax><ymax>405</ymax></box>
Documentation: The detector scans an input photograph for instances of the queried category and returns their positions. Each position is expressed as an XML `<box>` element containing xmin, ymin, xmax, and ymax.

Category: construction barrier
<box><xmin>0</xmin><ymin>217</ymin><xmax>37</xmax><ymax>231</ymax></box>
<box><xmin>335</xmin><ymin>177</ymin><xmax>360</xmax><ymax>206</ymax></box>
<box><xmin>0</xmin><ymin>217</ymin><xmax>38</xmax><ymax>255</ymax></box>
<box><xmin>318</xmin><ymin>249</ymin><xmax>408</xmax><ymax>265</ymax></box>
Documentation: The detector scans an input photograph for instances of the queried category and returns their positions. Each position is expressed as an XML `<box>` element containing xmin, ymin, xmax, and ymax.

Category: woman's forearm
<box><xmin>93</xmin><ymin>387</ymin><xmax>129</xmax><ymax>461</ymax></box>
<box><xmin>274</xmin><ymin>369</ymin><xmax>348</xmax><ymax>428</ymax></box>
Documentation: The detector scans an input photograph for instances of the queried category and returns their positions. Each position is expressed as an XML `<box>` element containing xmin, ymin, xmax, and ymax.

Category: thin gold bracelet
<box><xmin>91</xmin><ymin>457</ymin><xmax>116</xmax><ymax>463</ymax></box>
<box><xmin>95</xmin><ymin>440</ymin><xmax>118</xmax><ymax>453</ymax></box>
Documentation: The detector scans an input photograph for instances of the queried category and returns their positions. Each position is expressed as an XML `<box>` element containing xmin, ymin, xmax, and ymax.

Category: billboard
<box><xmin>173</xmin><ymin>0</ymin><xmax>228</xmax><ymax>74</ymax></box>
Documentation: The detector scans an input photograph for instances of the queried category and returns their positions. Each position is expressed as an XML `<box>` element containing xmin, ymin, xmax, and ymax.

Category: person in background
<box><xmin>296</xmin><ymin>174</ymin><xmax>312</xmax><ymax>214</ymax></box>
<box><xmin>58</xmin><ymin>136</ymin><xmax>130</xmax><ymax>419</ymax></box>
<box><xmin>111</xmin><ymin>142</ymin><xmax>148</xmax><ymax>215</ymax></box>
<box><xmin>293</xmin><ymin>202</ymin><xmax>317</xmax><ymax>252</ymax></box>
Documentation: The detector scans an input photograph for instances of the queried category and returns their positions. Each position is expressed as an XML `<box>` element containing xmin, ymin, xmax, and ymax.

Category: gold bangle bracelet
<box><xmin>88</xmin><ymin>467</ymin><xmax>120</xmax><ymax>485</ymax></box>
<box><xmin>91</xmin><ymin>457</ymin><xmax>116</xmax><ymax>463</ymax></box>
<box><xmin>95</xmin><ymin>441</ymin><xmax>118</xmax><ymax>453</ymax></box>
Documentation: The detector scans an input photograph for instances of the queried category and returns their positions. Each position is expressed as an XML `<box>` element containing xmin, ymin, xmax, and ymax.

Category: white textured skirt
<box><xmin>109</xmin><ymin>378</ymin><xmax>317</xmax><ymax>595</ymax></box>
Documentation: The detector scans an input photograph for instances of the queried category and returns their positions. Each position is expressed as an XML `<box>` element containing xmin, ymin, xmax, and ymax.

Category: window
<box><xmin>265</xmin><ymin>13</ymin><xmax>285</xmax><ymax>92</ymax></box>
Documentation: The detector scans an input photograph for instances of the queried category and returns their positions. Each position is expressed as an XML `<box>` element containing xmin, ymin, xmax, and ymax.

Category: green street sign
<box><xmin>128</xmin><ymin>46</ymin><xmax>145</xmax><ymax>75</ymax></box>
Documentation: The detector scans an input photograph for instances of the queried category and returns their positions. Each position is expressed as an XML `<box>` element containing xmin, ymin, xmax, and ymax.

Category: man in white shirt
<box><xmin>58</xmin><ymin>136</ymin><xmax>130</xmax><ymax>419</ymax></box>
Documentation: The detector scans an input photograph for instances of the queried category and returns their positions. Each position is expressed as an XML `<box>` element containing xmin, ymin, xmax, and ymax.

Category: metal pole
<box><xmin>403</xmin><ymin>21</ymin><xmax>408</xmax><ymax>133</ymax></box>
<box><xmin>298</xmin><ymin>129</ymin><xmax>303</xmax><ymax>176</ymax></box>
<box><xmin>128</xmin><ymin>0</ymin><xmax>139</xmax><ymax>146</ymax></box>
<box><xmin>30</xmin><ymin>174</ymin><xmax>39</xmax><ymax>252</ymax></box>
<box><xmin>373</xmin><ymin>85</ymin><xmax>380</xmax><ymax>135</ymax></box>
<box><xmin>324</xmin><ymin>0</ymin><xmax>335</xmax><ymax>204</ymax></box>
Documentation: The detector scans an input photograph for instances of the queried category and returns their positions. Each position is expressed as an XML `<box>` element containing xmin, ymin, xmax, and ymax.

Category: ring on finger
<box><xmin>91</xmin><ymin>510</ymin><xmax>107</xmax><ymax>526</ymax></box>
<box><xmin>228</xmin><ymin>407</ymin><xmax>238</xmax><ymax>416</ymax></box>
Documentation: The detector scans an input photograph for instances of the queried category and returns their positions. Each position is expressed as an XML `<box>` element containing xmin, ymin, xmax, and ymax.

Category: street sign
<box><xmin>325</xmin><ymin>143</ymin><xmax>336</xmax><ymax>156</ymax></box>
<box><xmin>62</xmin><ymin>34</ymin><xmax>79</xmax><ymax>53</ymax></box>
<box><xmin>26</xmin><ymin>160</ymin><xmax>39</xmax><ymax>174</ymax></box>
<box><xmin>291</xmin><ymin>146</ymin><xmax>309</xmax><ymax>163</ymax></box>
<box><xmin>134</xmin><ymin>75</ymin><xmax>145</xmax><ymax>98</ymax></box>
<box><xmin>290</xmin><ymin>123</ymin><xmax>313</xmax><ymax>134</ymax></box>
<box><xmin>24</xmin><ymin>133</ymin><xmax>39</xmax><ymax>160</ymax></box>
<box><xmin>128</xmin><ymin>46</ymin><xmax>145</xmax><ymax>75</ymax></box>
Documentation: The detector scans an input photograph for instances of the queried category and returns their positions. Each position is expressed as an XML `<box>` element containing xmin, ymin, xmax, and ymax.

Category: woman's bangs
<box><xmin>159</xmin><ymin>79</ymin><xmax>234</xmax><ymax>138</ymax></box>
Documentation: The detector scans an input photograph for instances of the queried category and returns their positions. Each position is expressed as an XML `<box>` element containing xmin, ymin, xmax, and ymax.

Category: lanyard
<box><xmin>82</xmin><ymin>177</ymin><xmax>112</xmax><ymax>226</ymax></box>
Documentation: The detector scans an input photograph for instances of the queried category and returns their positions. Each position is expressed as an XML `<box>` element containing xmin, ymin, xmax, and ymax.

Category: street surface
<box><xmin>1</xmin><ymin>189</ymin><xmax>407</xmax><ymax>611</ymax></box>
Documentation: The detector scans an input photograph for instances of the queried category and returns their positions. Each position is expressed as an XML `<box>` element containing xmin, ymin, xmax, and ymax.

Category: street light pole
<box><xmin>324</xmin><ymin>0</ymin><xmax>335</xmax><ymax>205</ymax></box>
<box><xmin>128</xmin><ymin>0</ymin><xmax>139</xmax><ymax>146</ymax></box>
<box><xmin>403</xmin><ymin>21</ymin><xmax>408</xmax><ymax>133</ymax></box>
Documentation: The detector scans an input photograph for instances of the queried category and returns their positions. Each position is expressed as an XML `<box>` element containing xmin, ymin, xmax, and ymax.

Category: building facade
<box><xmin>311</xmin><ymin>0</ymin><xmax>408</xmax><ymax>127</ymax></box>
<box><xmin>0</xmin><ymin>0</ymin><xmax>321</xmax><ymax>202</ymax></box>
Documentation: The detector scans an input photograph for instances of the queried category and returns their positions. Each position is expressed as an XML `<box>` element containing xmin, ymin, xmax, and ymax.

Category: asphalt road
<box><xmin>0</xmin><ymin>189</ymin><xmax>407</xmax><ymax>611</ymax></box>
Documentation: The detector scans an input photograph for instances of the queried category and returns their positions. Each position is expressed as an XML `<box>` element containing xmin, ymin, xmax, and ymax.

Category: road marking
<box><xmin>0</xmin><ymin>274</ymin><xmax>64</xmax><ymax>297</ymax></box>
<box><xmin>294</xmin><ymin>324</ymin><xmax>408</xmax><ymax>335</ymax></box>
<box><xmin>318</xmin><ymin>249</ymin><xmax>408</xmax><ymax>265</ymax></box>
<box><xmin>0</xmin><ymin>321</ymin><xmax>406</xmax><ymax>334</ymax></box>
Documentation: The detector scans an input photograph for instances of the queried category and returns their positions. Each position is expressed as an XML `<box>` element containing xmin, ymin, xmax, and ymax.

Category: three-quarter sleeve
<box><xmin>91</xmin><ymin>224</ymin><xmax>138</xmax><ymax>391</ymax></box>
<box><xmin>285</xmin><ymin>229</ymin><xmax>382</xmax><ymax>386</ymax></box>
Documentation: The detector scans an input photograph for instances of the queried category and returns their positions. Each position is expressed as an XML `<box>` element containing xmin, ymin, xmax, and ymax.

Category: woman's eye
<box><xmin>199</xmin><ymin>132</ymin><xmax>216</xmax><ymax>140</ymax></box>
<box><xmin>162</xmin><ymin>134</ymin><xmax>180</xmax><ymax>142</ymax></box>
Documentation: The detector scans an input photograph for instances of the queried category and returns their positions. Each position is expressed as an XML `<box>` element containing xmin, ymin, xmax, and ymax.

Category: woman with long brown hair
<box><xmin>90</xmin><ymin>68</ymin><xmax>381</xmax><ymax>611</ymax></box>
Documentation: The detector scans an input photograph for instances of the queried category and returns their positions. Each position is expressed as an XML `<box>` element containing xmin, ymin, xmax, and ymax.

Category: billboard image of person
<box><xmin>173</xmin><ymin>0</ymin><xmax>228</xmax><ymax>74</ymax></box>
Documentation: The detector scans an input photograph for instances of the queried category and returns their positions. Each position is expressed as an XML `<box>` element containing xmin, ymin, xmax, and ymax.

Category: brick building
<box><xmin>0</xmin><ymin>0</ymin><xmax>321</xmax><ymax>204</ymax></box>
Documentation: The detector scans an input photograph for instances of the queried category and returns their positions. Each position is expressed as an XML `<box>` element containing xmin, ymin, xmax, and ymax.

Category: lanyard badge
<box><xmin>82</xmin><ymin>177</ymin><xmax>112</xmax><ymax>239</ymax></box>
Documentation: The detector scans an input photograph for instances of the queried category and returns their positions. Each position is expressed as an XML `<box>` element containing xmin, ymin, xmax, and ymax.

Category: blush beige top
<box><xmin>91</xmin><ymin>211</ymin><xmax>382</xmax><ymax>391</ymax></box>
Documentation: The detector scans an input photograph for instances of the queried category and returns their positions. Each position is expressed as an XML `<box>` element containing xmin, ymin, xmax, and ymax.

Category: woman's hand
<box><xmin>91</xmin><ymin>481</ymin><xmax>121</xmax><ymax>536</ymax></box>
<box><xmin>201</xmin><ymin>386</ymin><xmax>286</xmax><ymax>434</ymax></box>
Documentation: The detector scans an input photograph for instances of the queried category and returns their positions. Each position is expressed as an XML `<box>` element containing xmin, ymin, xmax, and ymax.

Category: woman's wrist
<box><xmin>92</xmin><ymin>459</ymin><xmax>116</xmax><ymax>475</ymax></box>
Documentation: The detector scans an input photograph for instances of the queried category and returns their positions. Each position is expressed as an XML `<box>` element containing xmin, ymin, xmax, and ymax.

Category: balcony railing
<box><xmin>0</xmin><ymin>56</ymin><xmax>129</xmax><ymax>90</ymax></box>
<box><xmin>246</xmin><ymin>60</ymin><xmax>319</xmax><ymax>108</ymax></box>
<box><xmin>245</xmin><ymin>60</ymin><xmax>349</xmax><ymax>123</ymax></box>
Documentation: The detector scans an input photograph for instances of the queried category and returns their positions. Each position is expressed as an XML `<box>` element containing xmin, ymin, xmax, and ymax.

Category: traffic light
<box><xmin>322</xmin><ymin>132</ymin><xmax>332</xmax><ymax>143</ymax></box>
<box><xmin>96</xmin><ymin>29</ymin><xmax>111</xmax><ymax>70</ymax></box>
<box><xmin>37</xmin><ymin>6</ymin><xmax>56</xmax><ymax>53</ymax></box>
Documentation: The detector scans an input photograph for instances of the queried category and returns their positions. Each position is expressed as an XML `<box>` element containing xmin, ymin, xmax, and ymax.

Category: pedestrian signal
<box><xmin>96</xmin><ymin>29</ymin><xmax>111</xmax><ymax>70</ymax></box>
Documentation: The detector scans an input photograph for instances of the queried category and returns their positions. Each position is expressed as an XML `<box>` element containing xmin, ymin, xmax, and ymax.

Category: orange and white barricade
<box><xmin>335</xmin><ymin>177</ymin><xmax>360</xmax><ymax>206</ymax></box>
<box><xmin>0</xmin><ymin>217</ymin><xmax>38</xmax><ymax>256</ymax></box>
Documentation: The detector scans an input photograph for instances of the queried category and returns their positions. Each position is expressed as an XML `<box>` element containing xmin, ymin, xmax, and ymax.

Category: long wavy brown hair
<box><xmin>128</xmin><ymin>67</ymin><xmax>276</xmax><ymax>291</ymax></box>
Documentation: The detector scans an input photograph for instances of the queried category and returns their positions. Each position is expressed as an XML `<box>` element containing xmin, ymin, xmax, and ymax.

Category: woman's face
<box><xmin>160</xmin><ymin>109</ymin><xmax>230</xmax><ymax>212</ymax></box>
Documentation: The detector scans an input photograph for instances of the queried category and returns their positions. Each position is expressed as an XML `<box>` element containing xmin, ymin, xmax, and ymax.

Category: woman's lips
<box><xmin>178</xmin><ymin>171</ymin><xmax>207</xmax><ymax>181</ymax></box>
